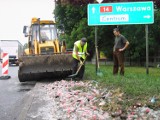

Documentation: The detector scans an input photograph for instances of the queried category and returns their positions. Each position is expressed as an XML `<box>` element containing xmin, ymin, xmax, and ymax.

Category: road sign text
<box><xmin>116</xmin><ymin>6</ymin><xmax>151</xmax><ymax>12</ymax></box>
<box><xmin>100</xmin><ymin>6</ymin><xmax>112</xmax><ymax>12</ymax></box>
<box><xmin>88</xmin><ymin>2</ymin><xmax>154</xmax><ymax>25</ymax></box>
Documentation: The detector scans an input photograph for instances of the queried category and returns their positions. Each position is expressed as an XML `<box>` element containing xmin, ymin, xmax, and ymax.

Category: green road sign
<box><xmin>88</xmin><ymin>1</ymin><xmax>154</xmax><ymax>26</ymax></box>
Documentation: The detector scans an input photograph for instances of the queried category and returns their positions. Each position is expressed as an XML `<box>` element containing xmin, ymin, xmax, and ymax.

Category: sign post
<box><xmin>146</xmin><ymin>25</ymin><xmax>149</xmax><ymax>74</ymax></box>
<box><xmin>95</xmin><ymin>26</ymin><xmax>98</xmax><ymax>74</ymax></box>
<box><xmin>95</xmin><ymin>0</ymin><xmax>103</xmax><ymax>75</ymax></box>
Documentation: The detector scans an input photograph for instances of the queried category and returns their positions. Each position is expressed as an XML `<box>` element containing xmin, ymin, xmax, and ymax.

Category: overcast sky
<box><xmin>0</xmin><ymin>0</ymin><xmax>55</xmax><ymax>45</ymax></box>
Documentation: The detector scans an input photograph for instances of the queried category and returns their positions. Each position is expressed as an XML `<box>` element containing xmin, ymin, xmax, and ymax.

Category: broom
<box><xmin>68</xmin><ymin>56</ymin><xmax>87</xmax><ymax>78</ymax></box>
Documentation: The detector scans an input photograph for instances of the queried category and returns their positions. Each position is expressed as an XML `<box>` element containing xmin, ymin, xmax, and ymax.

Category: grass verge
<box><xmin>85</xmin><ymin>64</ymin><xmax>160</xmax><ymax>110</ymax></box>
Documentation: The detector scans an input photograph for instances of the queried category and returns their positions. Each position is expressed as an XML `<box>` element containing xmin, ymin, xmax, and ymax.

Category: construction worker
<box><xmin>72</xmin><ymin>37</ymin><xmax>89</xmax><ymax>80</ymax></box>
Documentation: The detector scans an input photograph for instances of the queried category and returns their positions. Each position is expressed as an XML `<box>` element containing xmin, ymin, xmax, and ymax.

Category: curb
<box><xmin>15</xmin><ymin>83</ymin><xmax>38</xmax><ymax>120</ymax></box>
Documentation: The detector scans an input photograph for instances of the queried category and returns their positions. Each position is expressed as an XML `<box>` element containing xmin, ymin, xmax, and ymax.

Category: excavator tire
<box><xmin>18</xmin><ymin>54</ymin><xmax>73</xmax><ymax>82</ymax></box>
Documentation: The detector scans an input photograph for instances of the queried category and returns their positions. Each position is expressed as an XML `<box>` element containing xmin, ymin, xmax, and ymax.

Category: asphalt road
<box><xmin>0</xmin><ymin>66</ymin><xmax>36</xmax><ymax>120</ymax></box>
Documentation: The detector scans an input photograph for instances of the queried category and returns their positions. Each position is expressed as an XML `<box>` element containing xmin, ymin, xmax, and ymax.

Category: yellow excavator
<box><xmin>18</xmin><ymin>18</ymin><xmax>73</xmax><ymax>82</ymax></box>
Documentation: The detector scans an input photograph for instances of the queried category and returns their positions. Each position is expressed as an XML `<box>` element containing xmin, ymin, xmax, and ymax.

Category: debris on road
<box><xmin>36</xmin><ymin>80</ymin><xmax>160</xmax><ymax>120</ymax></box>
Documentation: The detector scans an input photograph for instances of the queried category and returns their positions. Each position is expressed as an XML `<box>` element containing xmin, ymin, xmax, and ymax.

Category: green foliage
<box><xmin>96</xmin><ymin>26</ymin><xmax>115</xmax><ymax>58</ymax></box>
<box><xmin>150</xmin><ymin>11</ymin><xmax>160</xmax><ymax>44</ymax></box>
<box><xmin>54</xmin><ymin>4</ymin><xmax>82</xmax><ymax>34</ymax></box>
<box><xmin>121</xmin><ymin>25</ymin><xmax>146</xmax><ymax>60</ymax></box>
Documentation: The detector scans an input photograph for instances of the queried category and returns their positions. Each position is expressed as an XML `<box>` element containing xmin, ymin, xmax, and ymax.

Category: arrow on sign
<box><xmin>144</xmin><ymin>15</ymin><xmax>151</xmax><ymax>19</ymax></box>
<box><xmin>92</xmin><ymin>7</ymin><xmax>95</xmax><ymax>14</ymax></box>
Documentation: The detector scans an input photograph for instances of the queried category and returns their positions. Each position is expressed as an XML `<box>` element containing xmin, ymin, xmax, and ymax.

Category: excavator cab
<box><xmin>18</xmin><ymin>18</ymin><xmax>73</xmax><ymax>82</ymax></box>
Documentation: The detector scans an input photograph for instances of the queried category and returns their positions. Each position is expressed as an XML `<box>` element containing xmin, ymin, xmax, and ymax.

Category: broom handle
<box><xmin>96</xmin><ymin>46</ymin><xmax>100</xmax><ymax>69</ymax></box>
<box><xmin>76</xmin><ymin>56</ymin><xmax>87</xmax><ymax>74</ymax></box>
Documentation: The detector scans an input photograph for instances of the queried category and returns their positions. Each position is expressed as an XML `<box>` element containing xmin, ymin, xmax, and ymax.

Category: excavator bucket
<box><xmin>18</xmin><ymin>54</ymin><xmax>73</xmax><ymax>82</ymax></box>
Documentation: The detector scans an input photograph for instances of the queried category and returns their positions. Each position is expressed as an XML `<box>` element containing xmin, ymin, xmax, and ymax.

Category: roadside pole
<box><xmin>95</xmin><ymin>0</ymin><xmax>103</xmax><ymax>75</ymax></box>
<box><xmin>95</xmin><ymin>26</ymin><xmax>98</xmax><ymax>74</ymax></box>
<box><xmin>146</xmin><ymin>25</ymin><xmax>149</xmax><ymax>74</ymax></box>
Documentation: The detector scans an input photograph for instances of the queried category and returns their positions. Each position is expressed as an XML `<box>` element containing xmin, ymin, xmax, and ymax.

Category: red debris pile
<box><xmin>42</xmin><ymin>80</ymin><xmax>160</xmax><ymax>120</ymax></box>
<box><xmin>45</xmin><ymin>80</ymin><xmax>111</xmax><ymax>119</ymax></box>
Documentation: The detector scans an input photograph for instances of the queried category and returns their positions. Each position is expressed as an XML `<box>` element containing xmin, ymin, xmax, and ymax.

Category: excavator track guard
<box><xmin>18</xmin><ymin>54</ymin><xmax>73</xmax><ymax>82</ymax></box>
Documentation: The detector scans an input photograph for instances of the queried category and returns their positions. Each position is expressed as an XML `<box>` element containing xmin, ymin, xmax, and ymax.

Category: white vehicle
<box><xmin>0</xmin><ymin>40</ymin><xmax>23</xmax><ymax>65</ymax></box>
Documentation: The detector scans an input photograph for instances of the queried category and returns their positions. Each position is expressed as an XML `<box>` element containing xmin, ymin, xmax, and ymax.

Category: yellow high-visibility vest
<box><xmin>72</xmin><ymin>40</ymin><xmax>87</xmax><ymax>60</ymax></box>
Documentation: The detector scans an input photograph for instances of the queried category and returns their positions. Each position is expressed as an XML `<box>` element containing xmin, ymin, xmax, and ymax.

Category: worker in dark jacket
<box><xmin>72</xmin><ymin>37</ymin><xmax>89</xmax><ymax>79</ymax></box>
